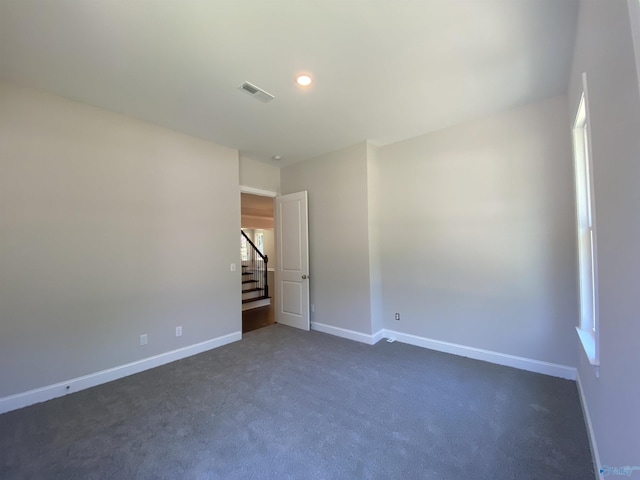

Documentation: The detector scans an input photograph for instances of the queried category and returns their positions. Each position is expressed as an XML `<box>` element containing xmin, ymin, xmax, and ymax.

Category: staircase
<box><xmin>241</xmin><ymin>231</ymin><xmax>270</xmax><ymax>311</ymax></box>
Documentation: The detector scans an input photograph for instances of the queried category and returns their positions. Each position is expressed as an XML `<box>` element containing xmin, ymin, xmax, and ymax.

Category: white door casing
<box><xmin>275</xmin><ymin>191</ymin><xmax>310</xmax><ymax>331</ymax></box>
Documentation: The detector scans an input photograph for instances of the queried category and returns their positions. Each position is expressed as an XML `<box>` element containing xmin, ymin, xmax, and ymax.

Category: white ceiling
<box><xmin>241</xmin><ymin>193</ymin><xmax>274</xmax><ymax>219</ymax></box>
<box><xmin>0</xmin><ymin>0</ymin><xmax>579</xmax><ymax>167</ymax></box>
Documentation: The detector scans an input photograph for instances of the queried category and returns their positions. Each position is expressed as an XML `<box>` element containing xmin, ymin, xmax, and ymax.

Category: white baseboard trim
<box><xmin>371</xmin><ymin>329</ymin><xmax>386</xmax><ymax>345</ymax></box>
<box><xmin>576</xmin><ymin>371</ymin><xmax>603</xmax><ymax>480</ymax></box>
<box><xmin>0</xmin><ymin>331</ymin><xmax>242</xmax><ymax>415</ymax></box>
<box><xmin>310</xmin><ymin>322</ymin><xmax>382</xmax><ymax>345</ymax></box>
<box><xmin>383</xmin><ymin>329</ymin><xmax>577</xmax><ymax>380</ymax></box>
<box><xmin>242</xmin><ymin>298</ymin><xmax>271</xmax><ymax>311</ymax></box>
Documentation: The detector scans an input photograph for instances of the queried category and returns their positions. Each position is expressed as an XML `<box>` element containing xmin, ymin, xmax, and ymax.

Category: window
<box><xmin>240</xmin><ymin>233</ymin><xmax>248</xmax><ymax>262</ymax></box>
<box><xmin>572</xmin><ymin>73</ymin><xmax>600</xmax><ymax>369</ymax></box>
<box><xmin>255</xmin><ymin>231</ymin><xmax>264</xmax><ymax>255</ymax></box>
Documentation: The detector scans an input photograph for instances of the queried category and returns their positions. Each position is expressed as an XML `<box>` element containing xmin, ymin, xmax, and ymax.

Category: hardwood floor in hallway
<box><xmin>242</xmin><ymin>304</ymin><xmax>275</xmax><ymax>333</ymax></box>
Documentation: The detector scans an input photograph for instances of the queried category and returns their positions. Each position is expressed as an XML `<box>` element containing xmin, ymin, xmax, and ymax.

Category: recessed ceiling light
<box><xmin>295</xmin><ymin>74</ymin><xmax>313</xmax><ymax>87</ymax></box>
<box><xmin>272</xmin><ymin>155</ymin><xmax>282</xmax><ymax>161</ymax></box>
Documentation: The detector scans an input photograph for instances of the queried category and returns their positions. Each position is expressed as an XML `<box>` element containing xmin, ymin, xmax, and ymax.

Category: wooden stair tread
<box><xmin>242</xmin><ymin>295</ymin><xmax>271</xmax><ymax>304</ymax></box>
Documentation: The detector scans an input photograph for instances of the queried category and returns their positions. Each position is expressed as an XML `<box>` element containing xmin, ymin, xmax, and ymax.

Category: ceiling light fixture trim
<box><xmin>295</xmin><ymin>73</ymin><xmax>313</xmax><ymax>87</ymax></box>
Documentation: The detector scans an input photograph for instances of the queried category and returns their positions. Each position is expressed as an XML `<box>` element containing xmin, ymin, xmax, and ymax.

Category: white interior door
<box><xmin>275</xmin><ymin>191</ymin><xmax>310</xmax><ymax>330</ymax></box>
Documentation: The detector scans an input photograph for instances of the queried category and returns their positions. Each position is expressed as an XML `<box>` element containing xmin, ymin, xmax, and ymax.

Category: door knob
<box><xmin>302</xmin><ymin>275</ymin><xmax>307</xmax><ymax>279</ymax></box>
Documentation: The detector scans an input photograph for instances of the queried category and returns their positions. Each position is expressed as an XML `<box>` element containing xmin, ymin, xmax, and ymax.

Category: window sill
<box><xmin>576</xmin><ymin>327</ymin><xmax>599</xmax><ymax>369</ymax></box>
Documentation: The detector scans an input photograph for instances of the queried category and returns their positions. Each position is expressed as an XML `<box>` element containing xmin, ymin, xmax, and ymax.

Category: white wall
<box><xmin>241</xmin><ymin>216</ymin><xmax>273</xmax><ymax>230</ymax></box>
<box><xmin>239</xmin><ymin>156</ymin><xmax>280</xmax><ymax>193</ymax></box>
<box><xmin>569</xmin><ymin>0</ymin><xmax>640</xmax><ymax>470</ymax></box>
<box><xmin>281</xmin><ymin>142</ymin><xmax>374</xmax><ymax>335</ymax></box>
<box><xmin>256</xmin><ymin>229</ymin><xmax>276</xmax><ymax>270</ymax></box>
<box><xmin>377</xmin><ymin>96</ymin><xmax>579</xmax><ymax>367</ymax></box>
<box><xmin>0</xmin><ymin>82</ymin><xmax>241</xmax><ymax>398</ymax></box>
<box><xmin>366</xmin><ymin>142</ymin><xmax>384</xmax><ymax>335</ymax></box>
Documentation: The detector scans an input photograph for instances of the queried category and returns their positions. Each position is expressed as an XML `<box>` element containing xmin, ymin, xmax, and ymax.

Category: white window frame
<box><xmin>255</xmin><ymin>231</ymin><xmax>265</xmax><ymax>255</ymax></box>
<box><xmin>572</xmin><ymin>72</ymin><xmax>600</xmax><ymax>371</ymax></box>
<box><xmin>240</xmin><ymin>231</ymin><xmax>248</xmax><ymax>262</ymax></box>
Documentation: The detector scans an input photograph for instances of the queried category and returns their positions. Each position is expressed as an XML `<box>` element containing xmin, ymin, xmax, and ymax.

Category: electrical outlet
<box><xmin>311</xmin><ymin>304</ymin><xmax>315</xmax><ymax>313</ymax></box>
<box><xmin>176</xmin><ymin>326</ymin><xmax>182</xmax><ymax>337</ymax></box>
<box><xmin>230</xmin><ymin>263</ymin><xmax>236</xmax><ymax>272</ymax></box>
<box><xmin>140</xmin><ymin>334</ymin><xmax>148</xmax><ymax>345</ymax></box>
<box><xmin>395</xmin><ymin>312</ymin><xmax>400</xmax><ymax>321</ymax></box>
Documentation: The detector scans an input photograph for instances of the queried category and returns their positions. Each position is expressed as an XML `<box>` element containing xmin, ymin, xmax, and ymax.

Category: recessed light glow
<box><xmin>295</xmin><ymin>74</ymin><xmax>312</xmax><ymax>87</ymax></box>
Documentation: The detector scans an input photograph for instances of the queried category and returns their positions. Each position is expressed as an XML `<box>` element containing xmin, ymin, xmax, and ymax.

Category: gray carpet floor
<box><xmin>0</xmin><ymin>325</ymin><xmax>593</xmax><ymax>480</ymax></box>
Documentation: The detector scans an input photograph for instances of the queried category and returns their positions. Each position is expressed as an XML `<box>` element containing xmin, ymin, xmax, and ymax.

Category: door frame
<box><xmin>240</xmin><ymin>186</ymin><xmax>279</xmax><ymax>198</ymax></box>
<box><xmin>239</xmin><ymin>186</ymin><xmax>278</xmax><ymax>334</ymax></box>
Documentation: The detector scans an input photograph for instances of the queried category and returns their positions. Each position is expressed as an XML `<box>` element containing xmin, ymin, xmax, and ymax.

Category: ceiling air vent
<box><xmin>239</xmin><ymin>81</ymin><xmax>275</xmax><ymax>103</ymax></box>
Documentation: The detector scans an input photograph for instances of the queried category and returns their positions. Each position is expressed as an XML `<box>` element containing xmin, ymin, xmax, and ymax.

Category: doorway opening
<box><xmin>241</xmin><ymin>192</ymin><xmax>276</xmax><ymax>333</ymax></box>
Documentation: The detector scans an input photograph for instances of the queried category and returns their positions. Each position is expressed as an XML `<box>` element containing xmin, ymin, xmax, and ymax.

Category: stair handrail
<box><xmin>241</xmin><ymin>230</ymin><xmax>269</xmax><ymax>299</ymax></box>
<box><xmin>241</xmin><ymin>230</ymin><xmax>269</xmax><ymax>264</ymax></box>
